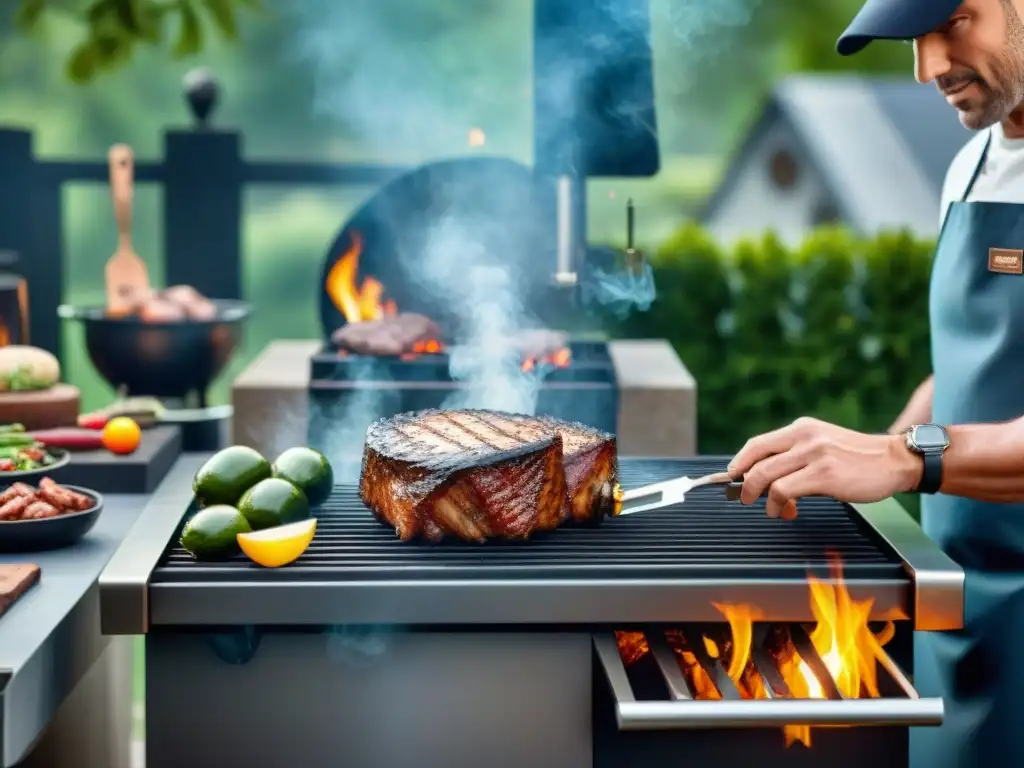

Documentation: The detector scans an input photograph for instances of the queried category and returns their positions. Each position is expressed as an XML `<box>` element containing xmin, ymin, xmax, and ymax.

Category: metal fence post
<box><xmin>0</xmin><ymin>127</ymin><xmax>63</xmax><ymax>357</ymax></box>
<box><xmin>162</xmin><ymin>70</ymin><xmax>243</xmax><ymax>299</ymax></box>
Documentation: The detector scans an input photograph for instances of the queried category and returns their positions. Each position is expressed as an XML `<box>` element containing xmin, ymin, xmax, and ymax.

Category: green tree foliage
<box><xmin>611</xmin><ymin>224</ymin><xmax>933</xmax><ymax>517</ymax></box>
<box><xmin>614</xmin><ymin>224</ymin><xmax>933</xmax><ymax>452</ymax></box>
<box><xmin>13</xmin><ymin>0</ymin><xmax>262</xmax><ymax>83</ymax></box>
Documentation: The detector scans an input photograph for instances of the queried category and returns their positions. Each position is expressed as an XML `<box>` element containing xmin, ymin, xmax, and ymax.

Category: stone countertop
<box><xmin>0</xmin><ymin>484</ymin><xmax>154</xmax><ymax>765</ymax></box>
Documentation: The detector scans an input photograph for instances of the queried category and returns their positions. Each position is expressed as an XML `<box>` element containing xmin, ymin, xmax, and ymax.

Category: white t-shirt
<box><xmin>940</xmin><ymin>123</ymin><xmax>1024</xmax><ymax>226</ymax></box>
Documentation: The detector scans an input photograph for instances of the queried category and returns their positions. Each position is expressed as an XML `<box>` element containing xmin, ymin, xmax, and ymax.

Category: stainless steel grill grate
<box><xmin>152</xmin><ymin>457</ymin><xmax>902</xmax><ymax>583</ymax></box>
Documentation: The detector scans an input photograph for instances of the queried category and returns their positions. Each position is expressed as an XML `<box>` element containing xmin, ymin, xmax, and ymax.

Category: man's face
<box><xmin>914</xmin><ymin>0</ymin><xmax>1024</xmax><ymax>129</ymax></box>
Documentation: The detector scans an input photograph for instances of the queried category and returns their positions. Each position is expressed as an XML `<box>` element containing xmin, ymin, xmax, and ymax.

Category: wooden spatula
<box><xmin>105</xmin><ymin>144</ymin><xmax>151</xmax><ymax>316</ymax></box>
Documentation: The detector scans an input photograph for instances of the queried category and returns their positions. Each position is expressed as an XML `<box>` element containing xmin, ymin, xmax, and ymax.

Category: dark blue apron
<box><xmin>911</xmin><ymin>130</ymin><xmax>1024</xmax><ymax>767</ymax></box>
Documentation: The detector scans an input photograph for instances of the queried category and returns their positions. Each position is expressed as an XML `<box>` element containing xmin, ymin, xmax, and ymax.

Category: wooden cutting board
<box><xmin>0</xmin><ymin>564</ymin><xmax>40</xmax><ymax>617</ymax></box>
<box><xmin>0</xmin><ymin>384</ymin><xmax>80</xmax><ymax>430</ymax></box>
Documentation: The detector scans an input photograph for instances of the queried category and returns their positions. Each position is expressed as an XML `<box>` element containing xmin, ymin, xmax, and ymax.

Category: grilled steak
<box><xmin>332</xmin><ymin>313</ymin><xmax>441</xmax><ymax>356</ymax></box>
<box><xmin>536</xmin><ymin>415</ymin><xmax>618</xmax><ymax>523</ymax></box>
<box><xmin>359</xmin><ymin>409</ymin><xmax>617</xmax><ymax>542</ymax></box>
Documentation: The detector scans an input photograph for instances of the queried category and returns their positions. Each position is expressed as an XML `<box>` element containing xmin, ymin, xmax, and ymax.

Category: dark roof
<box><xmin>869</xmin><ymin>79</ymin><xmax>972</xmax><ymax>191</ymax></box>
<box><xmin>702</xmin><ymin>74</ymin><xmax>973</xmax><ymax>235</ymax></box>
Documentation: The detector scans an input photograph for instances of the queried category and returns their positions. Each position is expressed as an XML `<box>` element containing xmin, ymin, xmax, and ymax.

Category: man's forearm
<box><xmin>889</xmin><ymin>375</ymin><xmax>934</xmax><ymax>434</ymax></box>
<box><xmin>940</xmin><ymin>418</ymin><xmax>1024</xmax><ymax>502</ymax></box>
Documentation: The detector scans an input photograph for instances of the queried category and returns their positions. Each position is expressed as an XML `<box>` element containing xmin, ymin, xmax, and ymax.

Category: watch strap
<box><xmin>916</xmin><ymin>450</ymin><xmax>943</xmax><ymax>495</ymax></box>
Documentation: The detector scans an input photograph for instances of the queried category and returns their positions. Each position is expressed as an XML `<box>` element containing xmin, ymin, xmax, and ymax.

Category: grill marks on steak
<box><xmin>359</xmin><ymin>409</ymin><xmax>616</xmax><ymax>542</ymax></box>
<box><xmin>360</xmin><ymin>410</ymin><xmax>566</xmax><ymax>542</ymax></box>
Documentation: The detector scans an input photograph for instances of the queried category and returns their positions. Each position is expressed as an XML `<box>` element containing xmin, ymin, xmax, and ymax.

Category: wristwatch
<box><xmin>904</xmin><ymin>424</ymin><xmax>950</xmax><ymax>494</ymax></box>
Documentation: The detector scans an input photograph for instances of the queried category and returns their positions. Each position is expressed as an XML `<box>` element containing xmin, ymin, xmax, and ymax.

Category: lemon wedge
<box><xmin>237</xmin><ymin>518</ymin><xmax>317</xmax><ymax>568</ymax></box>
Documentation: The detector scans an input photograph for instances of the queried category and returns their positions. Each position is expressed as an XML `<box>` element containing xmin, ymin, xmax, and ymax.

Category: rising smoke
<box><xmin>273</xmin><ymin>0</ymin><xmax>760</xmax><ymax>663</ymax></box>
<box><xmin>278</xmin><ymin>0</ymin><xmax>757</xmax><ymax>455</ymax></box>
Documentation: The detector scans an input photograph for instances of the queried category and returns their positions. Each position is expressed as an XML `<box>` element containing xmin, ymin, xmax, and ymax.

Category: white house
<box><xmin>702</xmin><ymin>74</ymin><xmax>973</xmax><ymax>245</ymax></box>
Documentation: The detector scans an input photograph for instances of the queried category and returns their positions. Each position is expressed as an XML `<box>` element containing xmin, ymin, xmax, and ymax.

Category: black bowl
<box><xmin>59</xmin><ymin>300</ymin><xmax>251</xmax><ymax>402</ymax></box>
<box><xmin>0</xmin><ymin>485</ymin><xmax>103</xmax><ymax>552</ymax></box>
<box><xmin>0</xmin><ymin>448</ymin><xmax>71</xmax><ymax>483</ymax></box>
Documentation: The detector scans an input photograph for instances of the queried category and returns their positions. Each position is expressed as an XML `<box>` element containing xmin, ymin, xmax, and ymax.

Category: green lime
<box><xmin>272</xmin><ymin>447</ymin><xmax>334</xmax><ymax>506</ymax></box>
<box><xmin>193</xmin><ymin>446</ymin><xmax>271</xmax><ymax>507</ymax></box>
<box><xmin>237</xmin><ymin>477</ymin><xmax>310</xmax><ymax>531</ymax></box>
<box><xmin>180</xmin><ymin>505</ymin><xmax>251</xmax><ymax>560</ymax></box>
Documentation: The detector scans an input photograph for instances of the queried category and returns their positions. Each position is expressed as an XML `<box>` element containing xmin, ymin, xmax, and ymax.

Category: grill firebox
<box><xmin>304</xmin><ymin>155</ymin><xmax>625</xmax><ymax>447</ymax></box>
<box><xmin>307</xmin><ymin>339</ymin><xmax>620</xmax><ymax>451</ymax></box>
<box><xmin>99</xmin><ymin>456</ymin><xmax>964</xmax><ymax>768</ymax></box>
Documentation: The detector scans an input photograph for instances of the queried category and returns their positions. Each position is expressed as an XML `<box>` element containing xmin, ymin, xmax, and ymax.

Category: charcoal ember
<box><xmin>511</xmin><ymin>329</ymin><xmax>567</xmax><ymax>358</ymax></box>
<box><xmin>332</xmin><ymin>313</ymin><xmax>441</xmax><ymax>356</ymax></box>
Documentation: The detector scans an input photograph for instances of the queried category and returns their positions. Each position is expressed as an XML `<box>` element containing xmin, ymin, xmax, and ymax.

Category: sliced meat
<box><xmin>536</xmin><ymin>415</ymin><xmax>617</xmax><ymax>523</ymax></box>
<box><xmin>0</xmin><ymin>496</ymin><xmax>30</xmax><ymax>521</ymax></box>
<box><xmin>39</xmin><ymin>477</ymin><xmax>74</xmax><ymax>511</ymax></box>
<box><xmin>332</xmin><ymin>313</ymin><xmax>442</xmax><ymax>356</ymax></box>
<box><xmin>0</xmin><ymin>485</ymin><xmax>26</xmax><ymax>505</ymax></box>
<box><xmin>359</xmin><ymin>409</ymin><xmax>616</xmax><ymax>542</ymax></box>
<box><xmin>10</xmin><ymin>483</ymin><xmax>36</xmax><ymax>498</ymax></box>
<box><xmin>38</xmin><ymin>477</ymin><xmax>92</xmax><ymax>511</ymax></box>
<box><xmin>139</xmin><ymin>298</ymin><xmax>187</xmax><ymax>323</ymax></box>
<box><xmin>24</xmin><ymin>501</ymin><xmax>59</xmax><ymax>519</ymax></box>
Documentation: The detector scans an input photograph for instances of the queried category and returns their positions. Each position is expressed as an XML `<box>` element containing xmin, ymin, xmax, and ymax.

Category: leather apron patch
<box><xmin>988</xmin><ymin>248</ymin><xmax>1024</xmax><ymax>275</ymax></box>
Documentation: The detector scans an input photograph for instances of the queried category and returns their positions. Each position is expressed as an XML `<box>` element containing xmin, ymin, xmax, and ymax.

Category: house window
<box><xmin>768</xmin><ymin>148</ymin><xmax>799</xmax><ymax>190</ymax></box>
<box><xmin>812</xmin><ymin>200</ymin><xmax>841</xmax><ymax>226</ymax></box>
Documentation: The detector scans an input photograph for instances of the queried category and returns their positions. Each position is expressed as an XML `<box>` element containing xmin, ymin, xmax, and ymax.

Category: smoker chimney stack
<box><xmin>553</xmin><ymin>174</ymin><xmax>578</xmax><ymax>289</ymax></box>
<box><xmin>623</xmin><ymin>197</ymin><xmax>647</xmax><ymax>278</ymax></box>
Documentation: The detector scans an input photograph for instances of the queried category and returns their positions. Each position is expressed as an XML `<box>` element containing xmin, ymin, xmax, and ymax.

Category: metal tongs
<box><xmin>613</xmin><ymin>472</ymin><xmax>743</xmax><ymax>516</ymax></box>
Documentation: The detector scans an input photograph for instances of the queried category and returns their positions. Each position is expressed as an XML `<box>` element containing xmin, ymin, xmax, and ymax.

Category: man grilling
<box><xmin>726</xmin><ymin>1</ymin><xmax>1024</xmax><ymax>766</ymax></box>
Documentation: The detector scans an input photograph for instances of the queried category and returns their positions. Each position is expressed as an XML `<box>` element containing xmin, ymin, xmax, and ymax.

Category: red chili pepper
<box><xmin>29</xmin><ymin>428</ymin><xmax>104</xmax><ymax>451</ymax></box>
<box><xmin>0</xmin><ymin>459</ymin><xmax>15</xmax><ymax>471</ymax></box>
<box><xmin>78</xmin><ymin>411</ymin><xmax>156</xmax><ymax>430</ymax></box>
<box><xmin>77</xmin><ymin>413</ymin><xmax>108</xmax><ymax>430</ymax></box>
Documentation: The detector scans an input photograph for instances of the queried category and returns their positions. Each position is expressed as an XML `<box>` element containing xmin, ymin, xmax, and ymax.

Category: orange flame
<box><xmin>0</xmin><ymin>318</ymin><xmax>8</xmax><ymax>347</ymax></box>
<box><xmin>521</xmin><ymin>347</ymin><xmax>572</xmax><ymax>372</ymax></box>
<box><xmin>616</xmin><ymin>557</ymin><xmax>896</xmax><ymax>748</ymax></box>
<box><xmin>325</xmin><ymin>232</ymin><xmax>398</xmax><ymax>324</ymax></box>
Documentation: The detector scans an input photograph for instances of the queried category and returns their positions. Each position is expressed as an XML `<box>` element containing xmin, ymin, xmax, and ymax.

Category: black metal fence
<box><xmin>0</xmin><ymin>75</ymin><xmax>409</xmax><ymax>361</ymax></box>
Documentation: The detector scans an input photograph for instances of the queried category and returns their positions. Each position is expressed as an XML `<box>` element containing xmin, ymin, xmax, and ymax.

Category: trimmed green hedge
<box><xmin>614</xmin><ymin>224</ymin><xmax>934</xmax><ymax>516</ymax></box>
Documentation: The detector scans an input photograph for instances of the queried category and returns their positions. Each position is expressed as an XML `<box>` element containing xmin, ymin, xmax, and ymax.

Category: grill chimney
<box><xmin>554</xmin><ymin>175</ymin><xmax>578</xmax><ymax>289</ymax></box>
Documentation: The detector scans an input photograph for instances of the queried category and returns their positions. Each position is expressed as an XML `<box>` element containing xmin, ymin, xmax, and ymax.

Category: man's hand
<box><xmin>727</xmin><ymin>417</ymin><xmax>925</xmax><ymax>519</ymax></box>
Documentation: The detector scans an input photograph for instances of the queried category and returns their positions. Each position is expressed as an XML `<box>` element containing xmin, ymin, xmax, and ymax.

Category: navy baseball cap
<box><xmin>837</xmin><ymin>0</ymin><xmax>962</xmax><ymax>55</ymax></box>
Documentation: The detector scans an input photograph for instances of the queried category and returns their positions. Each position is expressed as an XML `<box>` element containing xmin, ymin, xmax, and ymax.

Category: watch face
<box><xmin>912</xmin><ymin>424</ymin><xmax>949</xmax><ymax>450</ymax></box>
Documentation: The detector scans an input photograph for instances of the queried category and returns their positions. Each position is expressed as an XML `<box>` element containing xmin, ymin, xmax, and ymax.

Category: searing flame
<box><xmin>0</xmin><ymin>318</ymin><xmax>8</xmax><ymax>347</ymax></box>
<box><xmin>616</xmin><ymin>557</ymin><xmax>896</xmax><ymax>748</ymax></box>
<box><xmin>325</xmin><ymin>232</ymin><xmax>446</xmax><ymax>357</ymax></box>
<box><xmin>773</xmin><ymin>559</ymin><xmax>896</xmax><ymax>747</ymax></box>
<box><xmin>521</xmin><ymin>347</ymin><xmax>572</xmax><ymax>372</ymax></box>
<box><xmin>399</xmin><ymin>339</ymin><xmax>444</xmax><ymax>360</ymax></box>
<box><xmin>325</xmin><ymin>232</ymin><xmax>398</xmax><ymax>324</ymax></box>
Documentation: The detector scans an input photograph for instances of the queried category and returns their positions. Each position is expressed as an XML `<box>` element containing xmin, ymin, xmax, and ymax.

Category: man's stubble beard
<box><xmin>960</xmin><ymin>0</ymin><xmax>1024</xmax><ymax>129</ymax></box>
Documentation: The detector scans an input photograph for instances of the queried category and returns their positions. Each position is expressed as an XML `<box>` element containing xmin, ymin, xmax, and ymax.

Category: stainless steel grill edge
<box><xmin>100</xmin><ymin>455</ymin><xmax>965</xmax><ymax>768</ymax></box>
<box><xmin>100</xmin><ymin>458</ymin><xmax>964</xmax><ymax>633</ymax></box>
